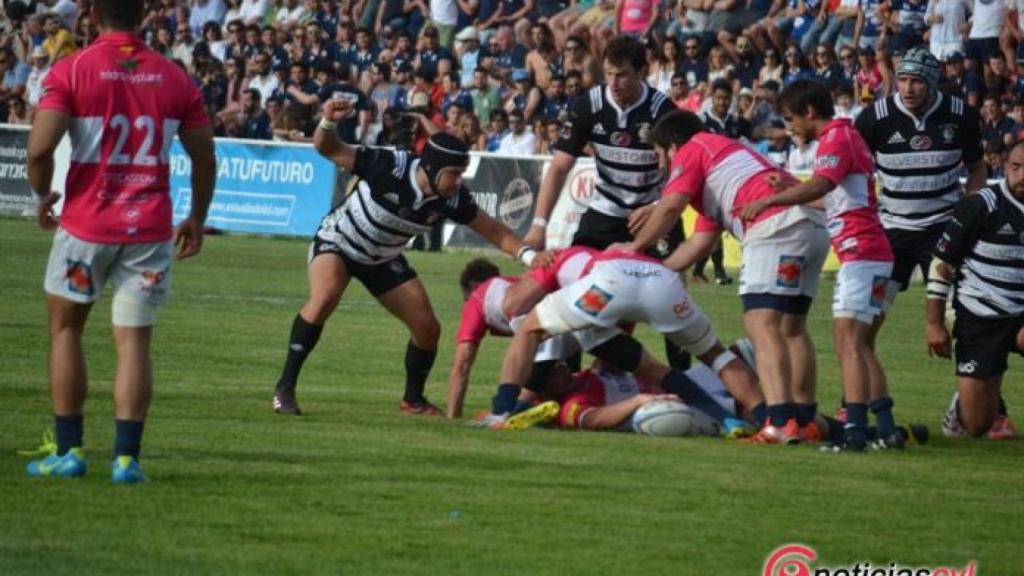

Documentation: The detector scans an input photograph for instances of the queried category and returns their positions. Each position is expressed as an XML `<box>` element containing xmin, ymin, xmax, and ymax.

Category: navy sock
<box><xmin>869</xmin><ymin>396</ymin><xmax>896</xmax><ymax>438</ymax></box>
<box><xmin>114</xmin><ymin>420</ymin><xmax>145</xmax><ymax>459</ymax></box>
<box><xmin>998</xmin><ymin>396</ymin><xmax>1008</xmax><ymax>417</ymax></box>
<box><xmin>54</xmin><ymin>414</ymin><xmax>83</xmax><ymax>456</ymax></box>
<box><xmin>751</xmin><ymin>402</ymin><xmax>768</xmax><ymax>425</ymax></box>
<box><xmin>277</xmin><ymin>314</ymin><xmax>323</xmax><ymax>391</ymax></box>
<box><xmin>492</xmin><ymin>384</ymin><xmax>521</xmax><ymax>414</ymax></box>
<box><xmin>404</xmin><ymin>342</ymin><xmax>437</xmax><ymax>404</ymax></box>
<box><xmin>766</xmin><ymin>404</ymin><xmax>790</xmax><ymax>427</ymax></box>
<box><xmin>661</xmin><ymin>370</ymin><xmax>732</xmax><ymax>423</ymax></box>
<box><xmin>821</xmin><ymin>416</ymin><xmax>845</xmax><ymax>443</ymax></box>
<box><xmin>664</xmin><ymin>338</ymin><xmax>691</xmax><ymax>370</ymax></box>
<box><xmin>844</xmin><ymin>403</ymin><xmax>868</xmax><ymax>447</ymax></box>
<box><xmin>796</xmin><ymin>402</ymin><xmax>817</xmax><ymax>426</ymax></box>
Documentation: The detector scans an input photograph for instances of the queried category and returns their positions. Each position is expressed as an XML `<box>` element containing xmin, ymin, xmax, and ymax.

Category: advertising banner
<box><xmin>444</xmin><ymin>154</ymin><xmax>544</xmax><ymax>249</ymax></box>
<box><xmin>0</xmin><ymin>126</ymin><xmax>34</xmax><ymax>217</ymax></box>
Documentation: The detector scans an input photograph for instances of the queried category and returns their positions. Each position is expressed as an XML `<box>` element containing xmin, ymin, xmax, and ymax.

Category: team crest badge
<box><xmin>610</xmin><ymin>131</ymin><xmax>631</xmax><ymax>146</ymax></box>
<box><xmin>65</xmin><ymin>260</ymin><xmax>94</xmax><ymax>296</ymax></box>
<box><xmin>870</xmin><ymin>276</ymin><xmax>889</xmax><ymax>309</ymax></box>
<box><xmin>940</xmin><ymin>124</ymin><xmax>956</xmax><ymax>142</ymax></box>
<box><xmin>637</xmin><ymin>123</ymin><xmax>651</xmax><ymax>144</ymax></box>
<box><xmin>775</xmin><ymin>255</ymin><xmax>804</xmax><ymax>289</ymax></box>
<box><xmin>574</xmin><ymin>284</ymin><xmax>614</xmax><ymax>316</ymax></box>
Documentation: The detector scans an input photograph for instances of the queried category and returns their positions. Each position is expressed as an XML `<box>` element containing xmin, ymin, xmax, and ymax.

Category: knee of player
<box><xmin>414</xmin><ymin>316</ymin><xmax>443</xmax><ymax>345</ymax></box>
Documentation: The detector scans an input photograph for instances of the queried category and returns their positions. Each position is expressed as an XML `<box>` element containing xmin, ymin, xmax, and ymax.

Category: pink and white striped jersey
<box><xmin>39</xmin><ymin>31</ymin><xmax>209</xmax><ymax>244</ymax></box>
<box><xmin>528</xmin><ymin>246</ymin><xmax>662</xmax><ymax>292</ymax></box>
<box><xmin>455</xmin><ymin>276</ymin><xmax>518</xmax><ymax>344</ymax></box>
<box><xmin>812</xmin><ymin>118</ymin><xmax>893</xmax><ymax>263</ymax></box>
<box><xmin>663</xmin><ymin>132</ymin><xmax>800</xmax><ymax>241</ymax></box>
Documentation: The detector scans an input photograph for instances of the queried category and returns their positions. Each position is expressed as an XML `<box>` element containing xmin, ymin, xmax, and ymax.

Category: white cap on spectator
<box><xmin>30</xmin><ymin>46</ymin><xmax>47</xmax><ymax>61</ymax></box>
<box><xmin>455</xmin><ymin>27</ymin><xmax>479</xmax><ymax>43</ymax></box>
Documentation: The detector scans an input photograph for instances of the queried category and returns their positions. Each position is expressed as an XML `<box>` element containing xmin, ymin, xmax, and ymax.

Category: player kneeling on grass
<box><xmin>925</xmin><ymin>140</ymin><xmax>1024</xmax><ymax>439</ymax></box>
<box><xmin>478</xmin><ymin>247</ymin><xmax>766</xmax><ymax>436</ymax></box>
<box><xmin>740</xmin><ymin>79</ymin><xmax>903</xmax><ymax>452</ymax></box>
<box><xmin>271</xmin><ymin>98</ymin><xmax>551</xmax><ymax>416</ymax></box>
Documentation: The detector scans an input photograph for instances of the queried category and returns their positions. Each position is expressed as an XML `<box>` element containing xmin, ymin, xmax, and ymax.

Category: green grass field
<box><xmin>1</xmin><ymin>218</ymin><xmax>1020</xmax><ymax>576</ymax></box>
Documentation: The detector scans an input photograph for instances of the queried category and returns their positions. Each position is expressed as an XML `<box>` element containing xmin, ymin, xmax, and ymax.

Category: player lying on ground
<box><xmin>739</xmin><ymin>79</ymin><xmax>904</xmax><ymax>452</ymax></box>
<box><xmin>479</xmin><ymin>246</ymin><xmax>766</xmax><ymax>437</ymax></box>
<box><xmin>271</xmin><ymin>98</ymin><xmax>551</xmax><ymax>416</ymax></box>
<box><xmin>623</xmin><ymin>110</ymin><xmax>831</xmax><ymax>445</ymax></box>
<box><xmin>925</xmin><ymin>140</ymin><xmax>1024</xmax><ymax>438</ymax></box>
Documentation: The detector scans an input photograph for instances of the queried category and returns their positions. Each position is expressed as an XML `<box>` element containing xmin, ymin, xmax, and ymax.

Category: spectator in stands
<box><xmin>240</xmin><ymin>0</ymin><xmax>272</xmax><ymax>26</ymax></box>
<box><xmin>981</xmin><ymin>93</ymin><xmax>1020</xmax><ymax>147</ymax></box>
<box><xmin>0</xmin><ymin>47</ymin><xmax>30</xmax><ymax>104</ymax></box>
<box><xmin>543</xmin><ymin>73</ymin><xmax>572</xmax><ymax>121</ymax></box>
<box><xmin>492</xmin><ymin>25</ymin><xmax>528</xmax><ymax>76</ymax></box>
<box><xmin>836</xmin><ymin>45</ymin><xmax>856</xmax><ymax>81</ymax></box>
<box><xmin>758</xmin><ymin>48</ymin><xmax>784</xmax><ymax>84</ymax></box>
<box><xmin>486</xmin><ymin>108</ymin><xmax>510</xmax><ymax>151</ymax></box>
<box><xmin>203</xmin><ymin>21</ymin><xmax>229</xmax><ymax>61</ymax></box>
<box><xmin>41</xmin><ymin>13</ymin><xmax>74</xmax><ymax>63</ymax></box>
<box><xmin>614</xmin><ymin>0</ymin><xmax>661</xmax><ymax>40</ymax></box>
<box><xmin>702</xmin><ymin>78</ymin><xmax>753</xmax><ymax>140</ymax></box>
<box><xmin>786</xmin><ymin>130</ymin><xmax>817</xmax><ymax>171</ymax></box>
<box><xmin>470</xmin><ymin>66</ymin><xmax>503</xmax><ymax>125</ymax></box>
<box><xmin>416</xmin><ymin>25</ymin><xmax>454</xmax><ymax>78</ymax></box>
<box><xmin>353</xmin><ymin>26</ymin><xmax>381</xmax><ymax>76</ymax></box>
<box><xmin>525</xmin><ymin>22</ymin><xmax>558</xmax><ymax>91</ymax></box>
<box><xmin>217</xmin><ymin>55</ymin><xmax>251</xmax><ymax>132</ymax></box>
<box><xmin>648</xmin><ymin>36</ymin><xmax>683</xmax><ymax>93</ymax></box>
<box><xmin>706</xmin><ymin>45</ymin><xmax>735</xmax><ymax>87</ymax></box>
<box><xmin>925</xmin><ymin>0</ymin><xmax>969</xmax><ymax>62</ymax></box>
<box><xmin>890</xmin><ymin>0</ymin><xmax>928</xmax><ymax>54</ymax></box>
<box><xmin>190</xmin><ymin>0</ymin><xmax>227</xmax><ymax>37</ymax></box>
<box><xmin>507</xmin><ymin>68</ymin><xmax>545</xmax><ymax>121</ymax></box>
<box><xmin>983</xmin><ymin>138</ymin><xmax>1008</xmax><ymax>179</ymax></box>
<box><xmin>151</xmin><ymin>25</ymin><xmax>174</xmax><ymax>57</ymax></box>
<box><xmin>224</xmin><ymin>19</ymin><xmax>249</xmax><ymax>59</ymax></box>
<box><xmin>983</xmin><ymin>52</ymin><xmax>1012</xmax><ymax>96</ymax></box>
<box><xmin>679</xmin><ymin>34</ymin><xmax>708</xmax><ymax>89</ymax></box>
<box><xmin>733</xmin><ymin>35</ymin><xmax>762</xmax><ymax>88</ymax></box>
<box><xmin>275</xmin><ymin>0</ymin><xmax>309</xmax><ymax>28</ymax></box>
<box><xmin>751</xmin><ymin>79</ymin><xmax>782</xmax><ymax>127</ymax></box>
<box><xmin>558</xmin><ymin>35</ymin><xmax>600</xmax><ymax>87</ymax></box>
<box><xmin>755</xmin><ymin>0</ymin><xmax>816</xmax><ymax>55</ymax></box>
<box><xmin>455</xmin><ymin>27</ymin><xmax>483</xmax><ymax>87</ymax></box>
<box><xmin>368</xmin><ymin>61</ymin><xmax>402</xmax><ymax>116</ymax></box>
<box><xmin>455</xmin><ymin>110</ymin><xmax>488</xmax><ymax>150</ymax></box>
<box><xmin>964</xmin><ymin>0</ymin><xmax>1005</xmax><ymax>74</ymax></box>
<box><xmin>497</xmin><ymin>108</ymin><xmax>537</xmax><ymax>154</ymax></box>
<box><xmin>782</xmin><ymin>43</ymin><xmax>813</xmax><ymax>84</ymax></box>
<box><xmin>536</xmin><ymin>118</ymin><xmax>562</xmax><ymax>154</ymax></box>
<box><xmin>74</xmin><ymin>13</ymin><xmax>99</xmax><ymax>47</ymax></box>
<box><xmin>24</xmin><ymin>46</ymin><xmax>50</xmax><ymax>111</ymax></box>
<box><xmin>565</xmin><ymin>68</ymin><xmax>585</xmax><ymax>98</ymax></box>
<box><xmin>172</xmin><ymin>23</ymin><xmax>197</xmax><ymax>68</ymax></box>
<box><xmin>427</xmin><ymin>0</ymin><xmax>460</xmax><ymax>48</ymax></box>
<box><xmin>226</xmin><ymin>87</ymin><xmax>273</xmax><ymax>139</ymax></box>
<box><xmin>6</xmin><ymin>95</ymin><xmax>30</xmax><ymax>125</ymax></box>
<box><xmin>713</xmin><ymin>0</ymin><xmax>771</xmax><ymax>61</ymax></box>
<box><xmin>665</xmin><ymin>0</ymin><xmax>713</xmax><ymax>41</ymax></box>
<box><xmin>440</xmin><ymin>70</ymin><xmax>474</xmax><ymax>115</ymax></box>
<box><xmin>248</xmin><ymin>51</ymin><xmax>280</xmax><ymax>106</ymax></box>
<box><xmin>812</xmin><ymin>43</ymin><xmax>842</xmax><ymax>81</ymax></box>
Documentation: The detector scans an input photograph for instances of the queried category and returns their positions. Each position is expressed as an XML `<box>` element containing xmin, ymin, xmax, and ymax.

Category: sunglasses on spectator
<box><xmin>840</xmin><ymin>53</ymin><xmax>854</xmax><ymax>60</ymax></box>
<box><xmin>565</xmin><ymin>44</ymin><xmax>580</xmax><ymax>51</ymax></box>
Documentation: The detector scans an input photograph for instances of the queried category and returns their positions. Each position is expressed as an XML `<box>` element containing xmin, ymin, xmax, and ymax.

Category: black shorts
<box><xmin>311</xmin><ymin>237</ymin><xmax>418</xmax><ymax>296</ymax></box>
<box><xmin>953</xmin><ymin>306</ymin><xmax>1024</xmax><ymax>379</ymax></box>
<box><xmin>885</xmin><ymin>224</ymin><xmax>945</xmax><ymax>290</ymax></box>
<box><xmin>572</xmin><ymin>208</ymin><xmax>684</xmax><ymax>258</ymax></box>
<box><xmin>965</xmin><ymin>37</ymin><xmax>999</xmax><ymax>63</ymax></box>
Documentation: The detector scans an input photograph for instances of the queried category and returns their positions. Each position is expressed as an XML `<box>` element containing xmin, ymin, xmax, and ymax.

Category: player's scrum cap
<box><xmin>896</xmin><ymin>47</ymin><xmax>940</xmax><ymax>88</ymax></box>
<box><xmin>421</xmin><ymin>132</ymin><xmax>470</xmax><ymax>185</ymax></box>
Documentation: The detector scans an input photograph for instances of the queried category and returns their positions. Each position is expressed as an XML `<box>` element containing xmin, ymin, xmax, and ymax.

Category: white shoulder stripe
<box><xmin>589</xmin><ymin>86</ymin><xmax>602</xmax><ymax>113</ymax></box>
<box><xmin>392</xmin><ymin>151</ymin><xmax>407</xmax><ymax>178</ymax></box>
<box><xmin>980</xmin><ymin>187</ymin><xmax>997</xmax><ymax>212</ymax></box>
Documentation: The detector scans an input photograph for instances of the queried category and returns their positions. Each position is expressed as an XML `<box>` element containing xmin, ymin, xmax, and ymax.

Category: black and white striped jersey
<box><xmin>855</xmin><ymin>92</ymin><xmax>983</xmax><ymax>231</ymax></box>
<box><xmin>315</xmin><ymin>147</ymin><xmax>478</xmax><ymax>265</ymax></box>
<box><xmin>933</xmin><ymin>182</ymin><xmax>1024</xmax><ymax>318</ymax></box>
<box><xmin>553</xmin><ymin>83</ymin><xmax>674</xmax><ymax>217</ymax></box>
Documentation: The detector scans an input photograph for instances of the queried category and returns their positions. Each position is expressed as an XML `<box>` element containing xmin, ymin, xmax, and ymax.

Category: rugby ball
<box><xmin>631</xmin><ymin>400</ymin><xmax>721</xmax><ymax>437</ymax></box>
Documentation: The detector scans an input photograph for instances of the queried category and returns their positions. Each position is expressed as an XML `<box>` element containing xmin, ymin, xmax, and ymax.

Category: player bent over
<box><xmin>272</xmin><ymin>98</ymin><xmax>549</xmax><ymax>416</ymax></box>
<box><xmin>24</xmin><ymin>0</ymin><xmax>216</xmax><ymax>482</ymax></box>
<box><xmin>925</xmin><ymin>141</ymin><xmax>1024</xmax><ymax>438</ymax></box>
<box><xmin>626</xmin><ymin>110</ymin><xmax>831</xmax><ymax>444</ymax></box>
<box><xmin>741</xmin><ymin>79</ymin><xmax>902</xmax><ymax>451</ymax></box>
<box><xmin>482</xmin><ymin>248</ymin><xmax>766</xmax><ymax>436</ymax></box>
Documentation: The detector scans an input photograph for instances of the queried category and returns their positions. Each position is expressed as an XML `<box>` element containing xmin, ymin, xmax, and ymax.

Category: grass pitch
<box><xmin>0</xmin><ymin>218</ymin><xmax>1020</xmax><ymax>575</ymax></box>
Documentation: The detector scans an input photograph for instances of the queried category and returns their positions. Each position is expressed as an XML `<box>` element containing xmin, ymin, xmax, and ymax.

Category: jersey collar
<box><xmin>96</xmin><ymin>31</ymin><xmax>144</xmax><ymax>47</ymax></box>
<box><xmin>604</xmin><ymin>82</ymin><xmax>649</xmax><ymax>129</ymax></box>
<box><xmin>893</xmin><ymin>91</ymin><xmax>943</xmax><ymax>132</ymax></box>
<box><xmin>999</xmin><ymin>179</ymin><xmax>1024</xmax><ymax>213</ymax></box>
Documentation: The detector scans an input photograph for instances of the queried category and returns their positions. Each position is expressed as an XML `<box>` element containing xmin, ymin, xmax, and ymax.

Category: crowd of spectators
<box><xmin>1</xmin><ymin>0</ymin><xmax>1022</xmax><ymax>173</ymax></box>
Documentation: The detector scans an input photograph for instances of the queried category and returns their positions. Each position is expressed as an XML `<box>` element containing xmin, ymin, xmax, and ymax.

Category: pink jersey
<box><xmin>528</xmin><ymin>246</ymin><xmax>661</xmax><ymax>292</ymax></box>
<box><xmin>39</xmin><ymin>32</ymin><xmax>209</xmax><ymax>244</ymax></box>
<box><xmin>812</xmin><ymin>119</ymin><xmax>893</xmax><ymax>263</ymax></box>
<box><xmin>663</xmin><ymin>132</ymin><xmax>800</xmax><ymax>240</ymax></box>
<box><xmin>618</xmin><ymin>0</ymin><xmax>655</xmax><ymax>33</ymax></box>
<box><xmin>455</xmin><ymin>276</ymin><xmax>518</xmax><ymax>344</ymax></box>
<box><xmin>558</xmin><ymin>369</ymin><xmax>656</xmax><ymax>429</ymax></box>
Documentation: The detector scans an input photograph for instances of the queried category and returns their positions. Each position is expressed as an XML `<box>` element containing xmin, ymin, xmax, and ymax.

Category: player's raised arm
<box><xmin>313</xmin><ymin>99</ymin><xmax>358</xmax><ymax>171</ymax></box>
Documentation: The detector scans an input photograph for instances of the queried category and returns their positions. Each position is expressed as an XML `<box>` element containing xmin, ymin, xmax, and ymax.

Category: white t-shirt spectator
<box><xmin>26</xmin><ymin>65</ymin><xmax>49</xmax><ymax>107</ymax></box>
<box><xmin>497</xmin><ymin>130</ymin><xmax>538</xmax><ymax>155</ymax></box>
<box><xmin>969</xmin><ymin>0</ymin><xmax>1006</xmax><ymax>39</ymax></box>
<box><xmin>240</xmin><ymin>0</ymin><xmax>272</xmax><ymax>25</ymax></box>
<box><xmin>190</xmin><ymin>0</ymin><xmax>227</xmax><ymax>36</ymax></box>
<box><xmin>249</xmin><ymin>73</ymin><xmax>281</xmax><ymax>106</ymax></box>
<box><xmin>48</xmin><ymin>0</ymin><xmax>78</xmax><ymax>30</ymax></box>
<box><xmin>786</xmin><ymin>139</ymin><xmax>818</xmax><ymax>173</ymax></box>
<box><xmin>429</xmin><ymin>0</ymin><xmax>459</xmax><ymax>25</ymax></box>
<box><xmin>926</xmin><ymin>0</ymin><xmax>970</xmax><ymax>59</ymax></box>
<box><xmin>1010</xmin><ymin>0</ymin><xmax>1024</xmax><ymax>30</ymax></box>
<box><xmin>275</xmin><ymin>4</ymin><xmax>309</xmax><ymax>27</ymax></box>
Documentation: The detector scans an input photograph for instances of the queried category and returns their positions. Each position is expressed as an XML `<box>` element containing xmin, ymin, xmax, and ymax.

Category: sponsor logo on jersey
<box><xmin>574</xmin><ymin>284</ymin><xmax>614</xmax><ymax>316</ymax></box>
<box><xmin>887</xmin><ymin>132</ymin><xmax>906</xmax><ymax>145</ymax></box>
<box><xmin>816</xmin><ymin>155</ymin><xmax>840</xmax><ymax>169</ymax></box>
<box><xmin>909</xmin><ymin>135</ymin><xmax>932</xmax><ymax>150</ymax></box>
<box><xmin>776</xmin><ymin>255</ymin><xmax>805</xmax><ymax>288</ymax></box>
<box><xmin>610</xmin><ymin>131</ymin><xmax>631</xmax><ymax>146</ymax></box>
<box><xmin>870</xmin><ymin>275</ymin><xmax>889</xmax><ymax>309</ymax></box>
<box><xmin>65</xmin><ymin>260</ymin><xmax>95</xmax><ymax>296</ymax></box>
